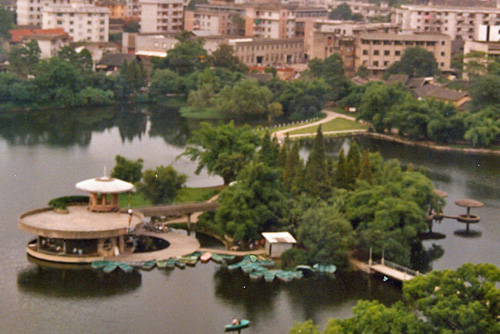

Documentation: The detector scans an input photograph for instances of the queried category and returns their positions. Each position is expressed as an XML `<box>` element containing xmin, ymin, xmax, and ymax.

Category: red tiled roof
<box><xmin>9</xmin><ymin>28</ymin><xmax>67</xmax><ymax>43</ymax></box>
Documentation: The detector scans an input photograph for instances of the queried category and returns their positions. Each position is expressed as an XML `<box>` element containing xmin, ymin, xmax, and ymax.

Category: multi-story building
<box><xmin>303</xmin><ymin>19</ymin><xmax>399</xmax><ymax>75</ymax></box>
<box><xmin>139</xmin><ymin>0</ymin><xmax>188</xmax><ymax>33</ymax></box>
<box><xmin>355</xmin><ymin>33</ymin><xmax>452</xmax><ymax>75</ymax></box>
<box><xmin>125</xmin><ymin>0</ymin><xmax>140</xmax><ymax>18</ymax></box>
<box><xmin>42</xmin><ymin>3</ymin><xmax>109</xmax><ymax>42</ymax></box>
<box><xmin>184</xmin><ymin>9</ymin><xmax>239</xmax><ymax>36</ymax></box>
<box><xmin>393</xmin><ymin>4</ymin><xmax>500</xmax><ymax>41</ymax></box>
<box><xmin>229</xmin><ymin>37</ymin><xmax>305</xmax><ymax>65</ymax></box>
<box><xmin>9</xmin><ymin>28</ymin><xmax>70</xmax><ymax>58</ymax></box>
<box><xmin>17</xmin><ymin>0</ymin><xmax>72</xmax><ymax>27</ymax></box>
<box><xmin>244</xmin><ymin>4</ymin><xmax>296</xmax><ymax>39</ymax></box>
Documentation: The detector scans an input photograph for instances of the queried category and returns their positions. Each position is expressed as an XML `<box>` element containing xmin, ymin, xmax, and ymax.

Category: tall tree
<box><xmin>303</xmin><ymin>126</ymin><xmax>331</xmax><ymax>198</ymax></box>
<box><xmin>8</xmin><ymin>40</ymin><xmax>41</xmax><ymax>77</ymax></box>
<box><xmin>308</xmin><ymin>53</ymin><xmax>350</xmax><ymax>101</ymax></box>
<box><xmin>209</xmin><ymin>44</ymin><xmax>247</xmax><ymax>72</ymax></box>
<box><xmin>180</xmin><ymin>121</ymin><xmax>260</xmax><ymax>185</ymax></box>
<box><xmin>0</xmin><ymin>7</ymin><xmax>15</xmax><ymax>39</ymax></box>
<box><xmin>138</xmin><ymin>165</ymin><xmax>187</xmax><ymax>204</ymax></box>
<box><xmin>57</xmin><ymin>46</ymin><xmax>93</xmax><ymax>74</ymax></box>
<box><xmin>111</xmin><ymin>155</ymin><xmax>144</xmax><ymax>184</ymax></box>
<box><xmin>387</xmin><ymin>47</ymin><xmax>439</xmax><ymax>77</ymax></box>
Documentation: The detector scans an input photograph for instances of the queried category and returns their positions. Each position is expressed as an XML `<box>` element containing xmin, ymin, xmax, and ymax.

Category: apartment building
<box><xmin>328</xmin><ymin>1</ymin><xmax>392</xmax><ymax>18</ymax></box>
<box><xmin>96</xmin><ymin>0</ymin><xmax>127</xmax><ymax>19</ymax></box>
<box><xmin>42</xmin><ymin>3</ymin><xmax>109</xmax><ymax>42</ymax></box>
<box><xmin>125</xmin><ymin>0</ymin><xmax>140</xmax><ymax>18</ymax></box>
<box><xmin>139</xmin><ymin>0</ymin><xmax>188</xmax><ymax>33</ymax></box>
<box><xmin>184</xmin><ymin>9</ymin><xmax>238</xmax><ymax>36</ymax></box>
<box><xmin>229</xmin><ymin>37</ymin><xmax>304</xmax><ymax>65</ymax></box>
<box><xmin>355</xmin><ymin>33</ymin><xmax>452</xmax><ymax>75</ymax></box>
<box><xmin>17</xmin><ymin>0</ymin><xmax>76</xmax><ymax>27</ymax></box>
<box><xmin>393</xmin><ymin>5</ymin><xmax>500</xmax><ymax>41</ymax></box>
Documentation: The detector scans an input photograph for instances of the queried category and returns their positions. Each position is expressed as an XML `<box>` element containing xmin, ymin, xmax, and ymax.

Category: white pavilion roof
<box><xmin>75</xmin><ymin>177</ymin><xmax>134</xmax><ymax>194</ymax></box>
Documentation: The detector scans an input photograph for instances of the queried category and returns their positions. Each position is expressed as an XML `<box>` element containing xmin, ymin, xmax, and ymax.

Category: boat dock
<box><xmin>350</xmin><ymin>257</ymin><xmax>418</xmax><ymax>282</ymax></box>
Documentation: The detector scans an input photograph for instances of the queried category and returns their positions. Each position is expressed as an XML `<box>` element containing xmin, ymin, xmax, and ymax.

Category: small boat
<box><xmin>91</xmin><ymin>260</ymin><xmax>109</xmax><ymax>269</ymax></box>
<box><xmin>276</xmin><ymin>270</ymin><xmax>293</xmax><ymax>282</ymax></box>
<box><xmin>241</xmin><ymin>264</ymin><xmax>254</xmax><ymax>274</ymax></box>
<box><xmin>295</xmin><ymin>265</ymin><xmax>315</xmax><ymax>277</ymax></box>
<box><xmin>118</xmin><ymin>262</ymin><xmax>133</xmax><ymax>273</ymax></box>
<box><xmin>264</xmin><ymin>270</ymin><xmax>276</xmax><ymax>282</ymax></box>
<box><xmin>255</xmin><ymin>260</ymin><xmax>275</xmax><ymax>267</ymax></box>
<box><xmin>292</xmin><ymin>271</ymin><xmax>304</xmax><ymax>279</ymax></box>
<box><xmin>175</xmin><ymin>259</ymin><xmax>186</xmax><ymax>269</ymax></box>
<box><xmin>103</xmin><ymin>262</ymin><xmax>118</xmax><ymax>274</ymax></box>
<box><xmin>142</xmin><ymin>260</ymin><xmax>156</xmax><ymax>271</ymax></box>
<box><xmin>313</xmin><ymin>263</ymin><xmax>337</xmax><ymax>274</ymax></box>
<box><xmin>156</xmin><ymin>259</ymin><xmax>167</xmax><ymax>269</ymax></box>
<box><xmin>211</xmin><ymin>253</ymin><xmax>224</xmax><ymax>263</ymax></box>
<box><xmin>200</xmin><ymin>252</ymin><xmax>212</xmax><ymax>262</ymax></box>
<box><xmin>177</xmin><ymin>256</ymin><xmax>197</xmax><ymax>266</ymax></box>
<box><xmin>188</xmin><ymin>251</ymin><xmax>203</xmax><ymax>259</ymax></box>
<box><xmin>249</xmin><ymin>271</ymin><xmax>264</xmax><ymax>280</ymax></box>
<box><xmin>219</xmin><ymin>254</ymin><xmax>235</xmax><ymax>261</ymax></box>
<box><xmin>227</xmin><ymin>262</ymin><xmax>242</xmax><ymax>270</ymax></box>
<box><xmin>225</xmin><ymin>319</ymin><xmax>250</xmax><ymax>331</ymax></box>
<box><xmin>166</xmin><ymin>258</ymin><xmax>176</xmax><ymax>269</ymax></box>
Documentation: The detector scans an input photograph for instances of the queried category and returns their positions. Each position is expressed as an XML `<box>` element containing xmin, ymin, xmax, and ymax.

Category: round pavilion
<box><xmin>18</xmin><ymin>176</ymin><xmax>143</xmax><ymax>263</ymax></box>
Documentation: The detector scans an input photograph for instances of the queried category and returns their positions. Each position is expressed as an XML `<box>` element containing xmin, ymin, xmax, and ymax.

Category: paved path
<box><xmin>371</xmin><ymin>264</ymin><xmax>415</xmax><ymax>281</ymax></box>
<box><xmin>273</xmin><ymin>110</ymin><xmax>366</xmax><ymax>141</ymax></box>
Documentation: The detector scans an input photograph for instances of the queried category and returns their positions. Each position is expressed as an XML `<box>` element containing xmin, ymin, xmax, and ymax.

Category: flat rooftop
<box><xmin>19</xmin><ymin>206</ymin><xmax>143</xmax><ymax>239</ymax></box>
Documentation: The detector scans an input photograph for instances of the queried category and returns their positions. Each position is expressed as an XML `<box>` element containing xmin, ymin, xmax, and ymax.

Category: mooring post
<box><xmin>187</xmin><ymin>213</ymin><xmax>192</xmax><ymax>236</ymax></box>
<box><xmin>368</xmin><ymin>247</ymin><xmax>372</xmax><ymax>273</ymax></box>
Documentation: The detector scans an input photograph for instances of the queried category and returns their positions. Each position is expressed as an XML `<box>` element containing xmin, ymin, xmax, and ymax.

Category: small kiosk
<box><xmin>18</xmin><ymin>176</ymin><xmax>143</xmax><ymax>263</ymax></box>
<box><xmin>262</xmin><ymin>232</ymin><xmax>296</xmax><ymax>258</ymax></box>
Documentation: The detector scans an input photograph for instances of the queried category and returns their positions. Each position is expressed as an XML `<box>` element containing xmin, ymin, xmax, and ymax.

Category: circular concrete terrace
<box><xmin>19</xmin><ymin>205</ymin><xmax>143</xmax><ymax>239</ymax></box>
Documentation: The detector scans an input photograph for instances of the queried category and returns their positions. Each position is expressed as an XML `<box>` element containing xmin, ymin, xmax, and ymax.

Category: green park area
<box><xmin>286</xmin><ymin>117</ymin><xmax>368</xmax><ymax>136</ymax></box>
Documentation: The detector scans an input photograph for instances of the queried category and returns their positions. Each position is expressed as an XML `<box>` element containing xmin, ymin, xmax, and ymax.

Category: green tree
<box><xmin>297</xmin><ymin>203</ymin><xmax>354</xmax><ymax>268</ymax></box>
<box><xmin>214</xmin><ymin>79</ymin><xmax>272</xmax><ymax>116</ymax></box>
<box><xmin>149</xmin><ymin>69</ymin><xmax>184</xmax><ymax>100</ymax></box>
<box><xmin>8</xmin><ymin>40</ymin><xmax>41</xmax><ymax>77</ymax></box>
<box><xmin>180</xmin><ymin>121</ymin><xmax>260</xmax><ymax>185</ymax></box>
<box><xmin>0</xmin><ymin>7</ymin><xmax>15</xmax><ymax>39</ymax></box>
<box><xmin>138</xmin><ymin>165</ymin><xmax>187</xmax><ymax>204</ymax></box>
<box><xmin>283</xmin><ymin>140</ymin><xmax>303</xmax><ymax>191</ymax></box>
<box><xmin>303</xmin><ymin>126</ymin><xmax>331</xmax><ymax>198</ymax></box>
<box><xmin>209</xmin><ymin>44</ymin><xmax>247</xmax><ymax>72</ymax></box>
<box><xmin>163</xmin><ymin>37</ymin><xmax>207</xmax><ymax>74</ymax></box>
<box><xmin>214</xmin><ymin>161</ymin><xmax>289</xmax><ymax>242</ymax></box>
<box><xmin>387</xmin><ymin>47</ymin><xmax>439</xmax><ymax>77</ymax></box>
<box><xmin>403</xmin><ymin>263</ymin><xmax>500</xmax><ymax>334</ymax></box>
<box><xmin>308</xmin><ymin>53</ymin><xmax>350</xmax><ymax>101</ymax></box>
<box><xmin>111</xmin><ymin>155</ymin><xmax>144</xmax><ymax>183</ymax></box>
<box><xmin>57</xmin><ymin>46</ymin><xmax>93</xmax><ymax>74</ymax></box>
<box><xmin>328</xmin><ymin>3</ymin><xmax>353</xmax><ymax>20</ymax></box>
<box><xmin>333</xmin><ymin>148</ymin><xmax>347</xmax><ymax>189</ymax></box>
<box><xmin>289</xmin><ymin>320</ymin><xmax>320</xmax><ymax>334</ymax></box>
<box><xmin>278</xmin><ymin>79</ymin><xmax>329</xmax><ymax>120</ymax></box>
<box><xmin>358</xmin><ymin>150</ymin><xmax>372</xmax><ymax>184</ymax></box>
<box><xmin>463</xmin><ymin>107</ymin><xmax>500</xmax><ymax>146</ymax></box>
<box><xmin>469</xmin><ymin>74</ymin><xmax>500</xmax><ymax>110</ymax></box>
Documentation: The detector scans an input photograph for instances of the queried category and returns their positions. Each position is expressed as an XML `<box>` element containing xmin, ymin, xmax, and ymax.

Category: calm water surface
<box><xmin>1</xmin><ymin>107</ymin><xmax>498</xmax><ymax>333</ymax></box>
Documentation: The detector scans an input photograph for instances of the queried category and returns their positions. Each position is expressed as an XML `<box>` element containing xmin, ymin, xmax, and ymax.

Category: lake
<box><xmin>1</xmin><ymin>106</ymin><xmax>498</xmax><ymax>333</ymax></box>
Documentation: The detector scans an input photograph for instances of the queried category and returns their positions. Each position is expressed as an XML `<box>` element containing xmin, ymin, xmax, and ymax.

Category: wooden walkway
<box><xmin>135</xmin><ymin>202</ymin><xmax>218</xmax><ymax>217</ymax></box>
<box><xmin>350</xmin><ymin>257</ymin><xmax>418</xmax><ymax>282</ymax></box>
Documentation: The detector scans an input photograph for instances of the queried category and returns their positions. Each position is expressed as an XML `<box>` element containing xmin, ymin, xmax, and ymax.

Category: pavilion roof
<box><xmin>75</xmin><ymin>177</ymin><xmax>134</xmax><ymax>194</ymax></box>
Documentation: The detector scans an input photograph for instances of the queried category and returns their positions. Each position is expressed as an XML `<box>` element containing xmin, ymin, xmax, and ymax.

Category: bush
<box><xmin>281</xmin><ymin>247</ymin><xmax>309</xmax><ymax>269</ymax></box>
<box><xmin>48</xmin><ymin>196</ymin><xmax>89</xmax><ymax>209</ymax></box>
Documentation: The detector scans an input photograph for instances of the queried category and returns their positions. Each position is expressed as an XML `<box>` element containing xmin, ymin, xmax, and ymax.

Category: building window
<box><xmin>384</xmin><ymin>61</ymin><xmax>389</xmax><ymax>66</ymax></box>
<box><xmin>395</xmin><ymin>50</ymin><xmax>401</xmax><ymax>56</ymax></box>
<box><xmin>384</xmin><ymin>50</ymin><xmax>390</xmax><ymax>56</ymax></box>
<box><xmin>440</xmin><ymin>62</ymin><xmax>444</xmax><ymax>67</ymax></box>
<box><xmin>373</xmin><ymin>61</ymin><xmax>379</xmax><ymax>66</ymax></box>
<box><xmin>363</xmin><ymin>49</ymin><xmax>368</xmax><ymax>55</ymax></box>
<box><xmin>374</xmin><ymin>50</ymin><xmax>379</xmax><ymax>55</ymax></box>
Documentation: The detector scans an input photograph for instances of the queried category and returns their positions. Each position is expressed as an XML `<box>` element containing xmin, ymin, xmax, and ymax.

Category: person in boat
<box><xmin>231</xmin><ymin>318</ymin><xmax>240</xmax><ymax>325</ymax></box>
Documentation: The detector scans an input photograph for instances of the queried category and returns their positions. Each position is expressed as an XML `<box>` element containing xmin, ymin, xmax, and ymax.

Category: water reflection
<box><xmin>17</xmin><ymin>263</ymin><xmax>141</xmax><ymax>298</ymax></box>
<box><xmin>115</xmin><ymin>108</ymin><xmax>148</xmax><ymax>143</ymax></box>
<box><xmin>148</xmin><ymin>104</ymin><xmax>191</xmax><ymax>147</ymax></box>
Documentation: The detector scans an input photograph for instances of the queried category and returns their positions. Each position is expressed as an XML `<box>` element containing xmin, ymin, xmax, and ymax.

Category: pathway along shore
<box><xmin>274</xmin><ymin>110</ymin><xmax>500</xmax><ymax>157</ymax></box>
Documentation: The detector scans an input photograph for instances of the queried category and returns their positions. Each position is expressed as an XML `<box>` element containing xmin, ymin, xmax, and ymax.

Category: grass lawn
<box><xmin>179</xmin><ymin>106</ymin><xmax>230</xmax><ymax>119</ymax></box>
<box><xmin>118</xmin><ymin>187</ymin><xmax>222</xmax><ymax>208</ymax></box>
<box><xmin>287</xmin><ymin>118</ymin><xmax>368</xmax><ymax>135</ymax></box>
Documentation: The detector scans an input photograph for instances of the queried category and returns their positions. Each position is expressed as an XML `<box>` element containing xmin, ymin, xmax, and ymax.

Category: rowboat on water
<box><xmin>264</xmin><ymin>270</ymin><xmax>276</xmax><ymax>282</ymax></box>
<box><xmin>211</xmin><ymin>253</ymin><xmax>224</xmax><ymax>263</ymax></box>
<box><xmin>142</xmin><ymin>260</ymin><xmax>156</xmax><ymax>271</ymax></box>
<box><xmin>156</xmin><ymin>259</ymin><xmax>167</xmax><ymax>269</ymax></box>
<box><xmin>295</xmin><ymin>265</ymin><xmax>315</xmax><ymax>277</ymax></box>
<box><xmin>183</xmin><ymin>256</ymin><xmax>198</xmax><ymax>266</ymax></box>
<box><xmin>276</xmin><ymin>270</ymin><xmax>293</xmax><ymax>282</ymax></box>
<box><xmin>241</xmin><ymin>264</ymin><xmax>254</xmax><ymax>274</ymax></box>
<box><xmin>166</xmin><ymin>258</ymin><xmax>176</xmax><ymax>268</ymax></box>
<box><xmin>227</xmin><ymin>262</ymin><xmax>242</xmax><ymax>270</ymax></box>
<box><xmin>292</xmin><ymin>271</ymin><xmax>304</xmax><ymax>279</ymax></box>
<box><xmin>219</xmin><ymin>254</ymin><xmax>235</xmax><ymax>261</ymax></box>
<box><xmin>313</xmin><ymin>263</ymin><xmax>337</xmax><ymax>274</ymax></box>
<box><xmin>175</xmin><ymin>259</ymin><xmax>186</xmax><ymax>268</ymax></box>
<box><xmin>255</xmin><ymin>260</ymin><xmax>275</xmax><ymax>267</ymax></box>
<box><xmin>91</xmin><ymin>260</ymin><xmax>109</xmax><ymax>269</ymax></box>
<box><xmin>200</xmin><ymin>252</ymin><xmax>212</xmax><ymax>262</ymax></box>
<box><xmin>118</xmin><ymin>262</ymin><xmax>133</xmax><ymax>273</ymax></box>
<box><xmin>103</xmin><ymin>262</ymin><xmax>118</xmax><ymax>274</ymax></box>
<box><xmin>249</xmin><ymin>271</ymin><xmax>264</xmax><ymax>280</ymax></box>
<box><xmin>225</xmin><ymin>319</ymin><xmax>250</xmax><ymax>332</ymax></box>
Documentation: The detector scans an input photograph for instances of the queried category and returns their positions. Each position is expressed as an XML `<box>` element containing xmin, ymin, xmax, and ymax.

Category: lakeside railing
<box><xmin>377</xmin><ymin>259</ymin><xmax>420</xmax><ymax>277</ymax></box>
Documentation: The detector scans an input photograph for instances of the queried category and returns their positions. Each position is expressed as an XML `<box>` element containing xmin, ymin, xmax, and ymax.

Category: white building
<box><xmin>262</xmin><ymin>232</ymin><xmax>296</xmax><ymax>258</ymax></box>
<box><xmin>139</xmin><ymin>0</ymin><xmax>188</xmax><ymax>33</ymax></box>
<box><xmin>17</xmin><ymin>0</ymin><xmax>73</xmax><ymax>27</ymax></box>
<box><xmin>42</xmin><ymin>3</ymin><xmax>109</xmax><ymax>42</ymax></box>
<box><xmin>393</xmin><ymin>5</ymin><xmax>500</xmax><ymax>41</ymax></box>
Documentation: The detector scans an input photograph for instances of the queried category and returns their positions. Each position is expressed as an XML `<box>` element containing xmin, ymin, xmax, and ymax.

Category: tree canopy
<box><xmin>387</xmin><ymin>47</ymin><xmax>439</xmax><ymax>77</ymax></box>
<box><xmin>111</xmin><ymin>155</ymin><xmax>144</xmax><ymax>184</ymax></box>
<box><xmin>138</xmin><ymin>165</ymin><xmax>187</xmax><ymax>204</ymax></box>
